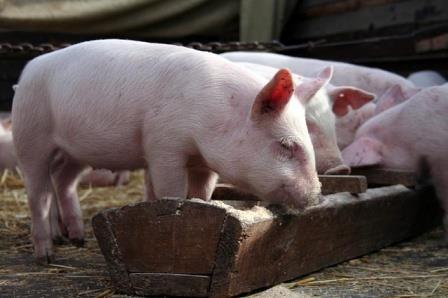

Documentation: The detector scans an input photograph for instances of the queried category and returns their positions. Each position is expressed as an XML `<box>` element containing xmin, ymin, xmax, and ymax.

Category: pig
<box><xmin>335</xmin><ymin>102</ymin><xmax>377</xmax><ymax>150</ymax></box>
<box><xmin>0</xmin><ymin>110</ymin><xmax>130</xmax><ymax>187</ymax></box>
<box><xmin>79</xmin><ymin>169</ymin><xmax>130</xmax><ymax>187</ymax></box>
<box><xmin>336</xmin><ymin>84</ymin><xmax>421</xmax><ymax>150</ymax></box>
<box><xmin>342</xmin><ymin>85</ymin><xmax>448</xmax><ymax>236</ymax></box>
<box><xmin>12</xmin><ymin>39</ymin><xmax>323</xmax><ymax>263</ymax></box>
<box><xmin>408</xmin><ymin>70</ymin><xmax>446</xmax><ymax>88</ymax></box>
<box><xmin>0</xmin><ymin>127</ymin><xmax>16</xmax><ymax>172</ymax></box>
<box><xmin>236</xmin><ymin>62</ymin><xmax>376</xmax><ymax>174</ymax></box>
<box><xmin>221</xmin><ymin>52</ymin><xmax>416</xmax><ymax>98</ymax></box>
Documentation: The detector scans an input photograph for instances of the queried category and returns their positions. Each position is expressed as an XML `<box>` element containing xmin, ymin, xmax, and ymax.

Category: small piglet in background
<box><xmin>335</xmin><ymin>102</ymin><xmax>377</xmax><ymax>150</ymax></box>
<box><xmin>237</xmin><ymin>62</ymin><xmax>375</xmax><ymax>174</ymax></box>
<box><xmin>13</xmin><ymin>39</ymin><xmax>322</xmax><ymax>263</ymax></box>
<box><xmin>336</xmin><ymin>84</ymin><xmax>420</xmax><ymax>150</ymax></box>
<box><xmin>0</xmin><ymin>117</ymin><xmax>16</xmax><ymax>172</ymax></box>
<box><xmin>342</xmin><ymin>85</ymin><xmax>448</xmax><ymax>236</ymax></box>
<box><xmin>408</xmin><ymin>70</ymin><xmax>446</xmax><ymax>88</ymax></box>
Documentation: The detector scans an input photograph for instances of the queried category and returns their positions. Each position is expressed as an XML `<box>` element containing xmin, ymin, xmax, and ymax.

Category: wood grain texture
<box><xmin>92</xmin><ymin>210</ymin><xmax>133</xmax><ymax>293</ymax></box>
<box><xmin>94</xmin><ymin>186</ymin><xmax>441</xmax><ymax>297</ymax></box>
<box><xmin>210</xmin><ymin>186</ymin><xmax>442</xmax><ymax>297</ymax></box>
<box><xmin>351</xmin><ymin>168</ymin><xmax>417</xmax><ymax>187</ymax></box>
<box><xmin>319</xmin><ymin>175</ymin><xmax>367</xmax><ymax>194</ymax></box>
<box><xmin>93</xmin><ymin>198</ymin><xmax>227</xmax><ymax>275</ymax></box>
<box><xmin>213</xmin><ymin>175</ymin><xmax>368</xmax><ymax>202</ymax></box>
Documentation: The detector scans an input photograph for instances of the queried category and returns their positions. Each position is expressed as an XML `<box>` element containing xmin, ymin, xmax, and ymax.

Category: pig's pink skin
<box><xmin>0</xmin><ymin>114</ymin><xmax>16</xmax><ymax>171</ymax></box>
<box><xmin>238</xmin><ymin>62</ymin><xmax>379</xmax><ymax>173</ymax></box>
<box><xmin>79</xmin><ymin>169</ymin><xmax>130</xmax><ymax>187</ymax></box>
<box><xmin>0</xmin><ymin>130</ymin><xmax>17</xmax><ymax>171</ymax></box>
<box><xmin>374</xmin><ymin>84</ymin><xmax>421</xmax><ymax>115</ymax></box>
<box><xmin>221</xmin><ymin>52</ymin><xmax>416</xmax><ymax>98</ymax></box>
<box><xmin>342</xmin><ymin>85</ymin><xmax>448</xmax><ymax>234</ymax></box>
<box><xmin>12</xmin><ymin>40</ymin><xmax>321</xmax><ymax>261</ymax></box>
<box><xmin>335</xmin><ymin>102</ymin><xmax>377</xmax><ymax>150</ymax></box>
<box><xmin>336</xmin><ymin>84</ymin><xmax>422</xmax><ymax>150</ymax></box>
<box><xmin>49</xmin><ymin>168</ymin><xmax>131</xmax><ymax>244</ymax></box>
<box><xmin>0</xmin><ymin>114</ymin><xmax>130</xmax><ymax>186</ymax></box>
<box><xmin>0</xmin><ymin>114</ymin><xmax>131</xmax><ymax>254</ymax></box>
<box><xmin>237</xmin><ymin>62</ymin><xmax>358</xmax><ymax>174</ymax></box>
<box><xmin>408</xmin><ymin>70</ymin><xmax>446</xmax><ymax>88</ymax></box>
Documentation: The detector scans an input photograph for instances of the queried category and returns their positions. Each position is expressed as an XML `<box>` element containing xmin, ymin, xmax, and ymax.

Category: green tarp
<box><xmin>0</xmin><ymin>0</ymin><xmax>297</xmax><ymax>41</ymax></box>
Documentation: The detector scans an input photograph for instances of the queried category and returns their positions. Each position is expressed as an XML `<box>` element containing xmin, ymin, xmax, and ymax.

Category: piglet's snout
<box><xmin>276</xmin><ymin>179</ymin><xmax>321</xmax><ymax>210</ymax></box>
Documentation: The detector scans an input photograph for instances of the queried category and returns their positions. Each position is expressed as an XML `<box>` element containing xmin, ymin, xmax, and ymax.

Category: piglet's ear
<box><xmin>374</xmin><ymin>84</ymin><xmax>419</xmax><ymax>115</ymax></box>
<box><xmin>295</xmin><ymin>66</ymin><xmax>333</xmax><ymax>105</ymax></box>
<box><xmin>329</xmin><ymin>86</ymin><xmax>376</xmax><ymax>117</ymax></box>
<box><xmin>342</xmin><ymin>137</ymin><xmax>383</xmax><ymax>167</ymax></box>
<box><xmin>251</xmin><ymin>68</ymin><xmax>294</xmax><ymax>120</ymax></box>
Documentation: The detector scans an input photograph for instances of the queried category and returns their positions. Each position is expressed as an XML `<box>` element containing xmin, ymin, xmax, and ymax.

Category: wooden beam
<box><xmin>319</xmin><ymin>175</ymin><xmax>367</xmax><ymax>194</ymax></box>
<box><xmin>210</xmin><ymin>186</ymin><xmax>441</xmax><ymax>297</ymax></box>
<box><xmin>212</xmin><ymin>175</ymin><xmax>367</xmax><ymax>202</ymax></box>
<box><xmin>351</xmin><ymin>168</ymin><xmax>417</xmax><ymax>187</ymax></box>
<box><xmin>93</xmin><ymin>186</ymin><xmax>442</xmax><ymax>297</ymax></box>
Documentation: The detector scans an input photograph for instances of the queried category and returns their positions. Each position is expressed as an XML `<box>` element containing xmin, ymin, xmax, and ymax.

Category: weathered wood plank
<box><xmin>129</xmin><ymin>273</ymin><xmax>210</xmax><ymax>297</ymax></box>
<box><xmin>97</xmin><ymin>198</ymin><xmax>227</xmax><ymax>275</ymax></box>
<box><xmin>351</xmin><ymin>168</ymin><xmax>417</xmax><ymax>187</ymax></box>
<box><xmin>319</xmin><ymin>175</ymin><xmax>367</xmax><ymax>194</ymax></box>
<box><xmin>92</xmin><ymin>210</ymin><xmax>133</xmax><ymax>293</ymax></box>
<box><xmin>94</xmin><ymin>186</ymin><xmax>441</xmax><ymax>297</ymax></box>
<box><xmin>213</xmin><ymin>175</ymin><xmax>367</xmax><ymax>202</ymax></box>
<box><xmin>209</xmin><ymin>186</ymin><xmax>442</xmax><ymax>297</ymax></box>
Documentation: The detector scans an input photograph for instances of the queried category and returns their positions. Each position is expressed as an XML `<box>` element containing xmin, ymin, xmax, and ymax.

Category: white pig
<box><xmin>0</xmin><ymin>128</ymin><xmax>16</xmax><ymax>171</ymax></box>
<box><xmin>335</xmin><ymin>102</ymin><xmax>377</xmax><ymax>150</ymax></box>
<box><xmin>221</xmin><ymin>52</ymin><xmax>416</xmax><ymax>98</ymax></box>
<box><xmin>236</xmin><ymin>62</ymin><xmax>376</xmax><ymax>174</ymax></box>
<box><xmin>342</xmin><ymin>85</ymin><xmax>448</xmax><ymax>235</ymax></box>
<box><xmin>0</xmin><ymin>113</ymin><xmax>130</xmax><ymax>188</ymax></box>
<box><xmin>13</xmin><ymin>39</ymin><xmax>323</xmax><ymax>263</ymax></box>
<box><xmin>408</xmin><ymin>70</ymin><xmax>446</xmax><ymax>88</ymax></box>
<box><xmin>336</xmin><ymin>83</ymin><xmax>421</xmax><ymax>150</ymax></box>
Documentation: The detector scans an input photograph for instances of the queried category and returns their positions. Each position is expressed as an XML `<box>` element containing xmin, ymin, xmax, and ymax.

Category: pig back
<box><xmin>12</xmin><ymin>40</ymin><xmax>260</xmax><ymax>169</ymax></box>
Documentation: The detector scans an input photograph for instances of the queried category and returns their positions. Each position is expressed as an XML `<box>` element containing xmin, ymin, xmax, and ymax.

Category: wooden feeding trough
<box><xmin>92</xmin><ymin>171</ymin><xmax>442</xmax><ymax>297</ymax></box>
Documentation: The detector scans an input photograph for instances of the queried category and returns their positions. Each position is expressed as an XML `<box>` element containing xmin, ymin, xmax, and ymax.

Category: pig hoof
<box><xmin>52</xmin><ymin>235</ymin><xmax>68</xmax><ymax>245</ymax></box>
<box><xmin>70</xmin><ymin>238</ymin><xmax>85</xmax><ymax>247</ymax></box>
<box><xmin>35</xmin><ymin>253</ymin><xmax>55</xmax><ymax>265</ymax></box>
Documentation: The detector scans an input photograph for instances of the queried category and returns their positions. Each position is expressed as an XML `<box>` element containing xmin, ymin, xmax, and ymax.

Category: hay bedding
<box><xmin>0</xmin><ymin>170</ymin><xmax>447</xmax><ymax>297</ymax></box>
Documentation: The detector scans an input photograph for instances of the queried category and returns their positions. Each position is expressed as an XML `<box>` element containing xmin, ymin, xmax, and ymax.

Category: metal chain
<box><xmin>0</xmin><ymin>40</ymin><xmax>284</xmax><ymax>56</ymax></box>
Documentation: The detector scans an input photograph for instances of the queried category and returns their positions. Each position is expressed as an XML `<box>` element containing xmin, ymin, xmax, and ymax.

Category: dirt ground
<box><xmin>1</xmin><ymin>171</ymin><xmax>447</xmax><ymax>297</ymax></box>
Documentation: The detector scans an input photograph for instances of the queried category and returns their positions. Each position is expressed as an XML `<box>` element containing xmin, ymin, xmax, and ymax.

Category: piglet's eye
<box><xmin>278</xmin><ymin>137</ymin><xmax>301</xmax><ymax>160</ymax></box>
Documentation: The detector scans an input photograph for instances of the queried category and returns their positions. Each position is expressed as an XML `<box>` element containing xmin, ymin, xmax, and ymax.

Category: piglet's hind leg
<box><xmin>50</xmin><ymin>153</ymin><xmax>87</xmax><ymax>247</ymax></box>
<box><xmin>21</xmin><ymin>160</ymin><xmax>56</xmax><ymax>264</ymax></box>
